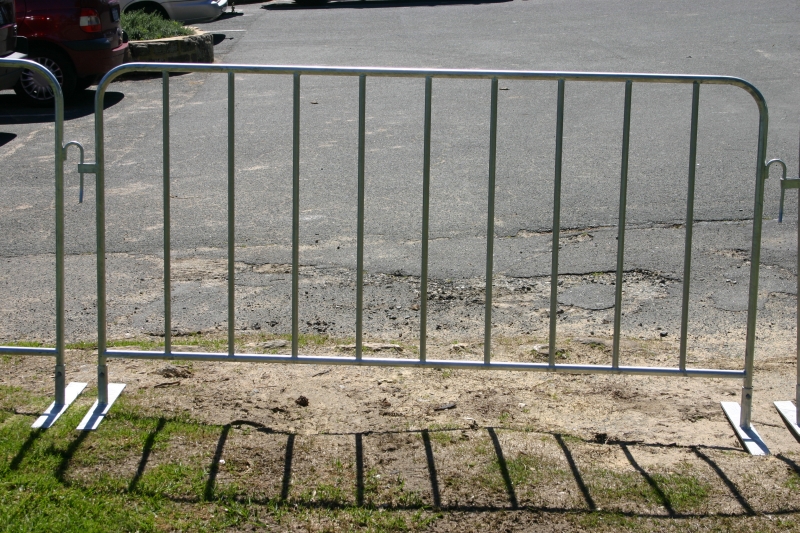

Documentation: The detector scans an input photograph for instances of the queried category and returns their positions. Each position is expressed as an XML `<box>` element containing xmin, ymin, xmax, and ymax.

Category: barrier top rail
<box><xmin>98</xmin><ymin>62</ymin><xmax>766</xmax><ymax>100</ymax></box>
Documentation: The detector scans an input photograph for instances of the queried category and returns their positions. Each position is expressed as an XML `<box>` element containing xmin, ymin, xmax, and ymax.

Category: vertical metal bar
<box><xmin>484</xmin><ymin>77</ymin><xmax>499</xmax><ymax>365</ymax></box>
<box><xmin>679</xmin><ymin>82</ymin><xmax>700</xmax><ymax>372</ymax></box>
<box><xmin>228</xmin><ymin>72</ymin><xmax>235</xmax><ymax>356</ymax></box>
<box><xmin>797</xmin><ymin>128</ymin><xmax>800</xmax><ymax>426</ymax></box>
<box><xmin>739</xmin><ymin>100</ymin><xmax>769</xmax><ymax>428</ymax></box>
<box><xmin>548</xmin><ymin>80</ymin><xmax>565</xmax><ymax>367</ymax></box>
<box><xmin>612</xmin><ymin>80</ymin><xmax>633</xmax><ymax>370</ymax></box>
<box><xmin>163</xmin><ymin>72</ymin><xmax>172</xmax><ymax>355</ymax></box>
<box><xmin>292</xmin><ymin>72</ymin><xmax>300</xmax><ymax>359</ymax></box>
<box><xmin>420</xmin><ymin>76</ymin><xmax>432</xmax><ymax>363</ymax></box>
<box><xmin>54</xmin><ymin>79</ymin><xmax>65</xmax><ymax>405</ymax></box>
<box><xmin>356</xmin><ymin>74</ymin><xmax>366</xmax><ymax>362</ymax></box>
<box><xmin>95</xmin><ymin>75</ymin><xmax>108</xmax><ymax>404</ymax></box>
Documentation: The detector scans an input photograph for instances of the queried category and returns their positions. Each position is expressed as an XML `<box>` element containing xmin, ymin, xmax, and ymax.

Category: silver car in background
<box><xmin>120</xmin><ymin>0</ymin><xmax>228</xmax><ymax>24</ymax></box>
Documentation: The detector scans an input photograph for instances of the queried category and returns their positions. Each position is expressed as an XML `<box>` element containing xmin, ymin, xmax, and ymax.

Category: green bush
<box><xmin>120</xmin><ymin>10</ymin><xmax>194</xmax><ymax>41</ymax></box>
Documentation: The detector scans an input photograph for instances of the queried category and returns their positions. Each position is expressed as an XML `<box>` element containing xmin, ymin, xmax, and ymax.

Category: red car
<box><xmin>0</xmin><ymin>0</ymin><xmax>27</xmax><ymax>91</ymax></box>
<box><xmin>14</xmin><ymin>0</ymin><xmax>128</xmax><ymax>105</ymax></box>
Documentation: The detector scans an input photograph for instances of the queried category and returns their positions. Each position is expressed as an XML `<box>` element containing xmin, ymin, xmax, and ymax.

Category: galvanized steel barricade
<box><xmin>0</xmin><ymin>58</ymin><xmax>87</xmax><ymax>428</ymax></box>
<box><xmin>79</xmin><ymin>63</ymin><xmax>773</xmax><ymax>454</ymax></box>
<box><xmin>773</xmin><ymin>131</ymin><xmax>800</xmax><ymax>442</ymax></box>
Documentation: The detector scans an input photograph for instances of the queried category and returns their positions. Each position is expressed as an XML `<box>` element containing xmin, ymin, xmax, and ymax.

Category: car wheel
<box><xmin>14</xmin><ymin>46</ymin><xmax>77</xmax><ymax>106</ymax></box>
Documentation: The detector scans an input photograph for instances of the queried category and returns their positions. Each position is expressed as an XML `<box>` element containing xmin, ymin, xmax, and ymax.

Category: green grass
<box><xmin>289</xmin><ymin>462</ymin><xmax>435</xmax><ymax>531</ymax></box>
<box><xmin>46</xmin><ymin>332</ymin><xmax>338</xmax><ymax>354</ymax></box>
<box><xmin>275</xmin><ymin>332</ymin><xmax>337</xmax><ymax>349</ymax></box>
<box><xmin>587</xmin><ymin>467</ymin><xmax>710</xmax><ymax>513</ymax></box>
<box><xmin>427</xmin><ymin>424</ymin><xmax>461</xmax><ymax>446</ymax></box>
<box><xmin>0</xmin><ymin>387</ymin><xmax>248</xmax><ymax>532</ymax></box>
<box><xmin>120</xmin><ymin>10</ymin><xmax>194</xmax><ymax>41</ymax></box>
<box><xmin>0</xmin><ymin>340</ymin><xmax>45</xmax><ymax>348</ymax></box>
<box><xmin>0</xmin><ymin>375</ymin><xmax>793</xmax><ymax>532</ymax></box>
<box><xmin>786</xmin><ymin>468</ymin><xmax>800</xmax><ymax>492</ymax></box>
<box><xmin>649</xmin><ymin>471</ymin><xmax>710</xmax><ymax>511</ymax></box>
<box><xmin>481</xmin><ymin>452</ymin><xmax>572</xmax><ymax>495</ymax></box>
<box><xmin>0</xmin><ymin>385</ymin><xmax>438</xmax><ymax>532</ymax></box>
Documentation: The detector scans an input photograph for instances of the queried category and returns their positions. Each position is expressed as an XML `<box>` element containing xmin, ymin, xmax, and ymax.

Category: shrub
<box><xmin>121</xmin><ymin>10</ymin><xmax>194</xmax><ymax>41</ymax></box>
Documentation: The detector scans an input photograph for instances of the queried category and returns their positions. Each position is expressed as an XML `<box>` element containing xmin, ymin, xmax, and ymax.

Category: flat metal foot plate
<box><xmin>76</xmin><ymin>383</ymin><xmax>126</xmax><ymax>431</ymax></box>
<box><xmin>774</xmin><ymin>401</ymin><xmax>800</xmax><ymax>443</ymax></box>
<box><xmin>31</xmin><ymin>382</ymin><xmax>87</xmax><ymax>429</ymax></box>
<box><xmin>721</xmin><ymin>401</ymin><xmax>770</xmax><ymax>455</ymax></box>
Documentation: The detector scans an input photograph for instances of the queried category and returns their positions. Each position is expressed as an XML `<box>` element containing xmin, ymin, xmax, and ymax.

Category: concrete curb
<box><xmin>124</xmin><ymin>29</ymin><xmax>214</xmax><ymax>64</ymax></box>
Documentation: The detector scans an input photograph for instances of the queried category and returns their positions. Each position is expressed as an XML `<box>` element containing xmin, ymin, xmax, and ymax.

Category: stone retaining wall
<box><xmin>126</xmin><ymin>30</ymin><xmax>213</xmax><ymax>63</ymax></box>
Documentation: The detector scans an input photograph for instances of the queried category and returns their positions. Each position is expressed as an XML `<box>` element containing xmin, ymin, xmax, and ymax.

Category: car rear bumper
<box><xmin>68</xmin><ymin>40</ymin><xmax>128</xmax><ymax>78</ymax></box>
<box><xmin>168</xmin><ymin>0</ymin><xmax>227</xmax><ymax>24</ymax></box>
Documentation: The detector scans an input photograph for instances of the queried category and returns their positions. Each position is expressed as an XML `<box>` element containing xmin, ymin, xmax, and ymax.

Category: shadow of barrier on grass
<box><xmin>0</xmin><ymin>91</ymin><xmax>125</xmax><ymax>125</ymax></box>
<box><xmin>129</xmin><ymin>417</ymin><xmax>168</xmax><ymax>493</ymax></box>
<box><xmin>692</xmin><ymin>445</ymin><xmax>756</xmax><ymax>516</ymax></box>
<box><xmin>205</xmin><ymin>422</ymin><xmax>232</xmax><ymax>501</ymax></box>
<box><xmin>5</xmin><ymin>416</ymin><xmax>798</xmax><ymax>523</ymax></box>
<box><xmin>554</xmin><ymin>433</ymin><xmax>596</xmax><ymax>511</ymax></box>
<box><xmin>54</xmin><ymin>431</ymin><xmax>89</xmax><ymax>483</ymax></box>
<box><xmin>189</xmin><ymin>422</ymin><xmax>792</xmax><ymax>519</ymax></box>
<box><xmin>420</xmin><ymin>429</ymin><xmax>441</xmax><ymax>508</ymax></box>
<box><xmin>487</xmin><ymin>426</ymin><xmax>519</xmax><ymax>509</ymax></box>
<box><xmin>8</xmin><ymin>429</ymin><xmax>43</xmax><ymax>471</ymax></box>
<box><xmin>621</xmin><ymin>443</ymin><xmax>676</xmax><ymax>517</ymax></box>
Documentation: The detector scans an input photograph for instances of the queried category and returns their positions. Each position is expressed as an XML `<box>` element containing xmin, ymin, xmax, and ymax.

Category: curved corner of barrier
<box><xmin>732</xmin><ymin>76</ymin><xmax>769</xmax><ymax>119</ymax></box>
<box><xmin>94</xmin><ymin>62</ymin><xmax>144</xmax><ymax>116</ymax></box>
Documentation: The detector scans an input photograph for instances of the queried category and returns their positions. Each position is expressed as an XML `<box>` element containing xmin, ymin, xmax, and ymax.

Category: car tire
<box><xmin>14</xmin><ymin>45</ymin><xmax>77</xmax><ymax>106</ymax></box>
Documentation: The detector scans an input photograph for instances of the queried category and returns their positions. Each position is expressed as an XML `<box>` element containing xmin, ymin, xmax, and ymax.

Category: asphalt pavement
<box><xmin>0</xmin><ymin>0</ymin><xmax>798</xmax><ymax>348</ymax></box>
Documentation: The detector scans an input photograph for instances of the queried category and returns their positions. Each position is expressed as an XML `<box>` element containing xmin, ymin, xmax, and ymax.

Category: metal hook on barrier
<box><xmin>766</xmin><ymin>158</ymin><xmax>794</xmax><ymax>222</ymax></box>
<box><xmin>773</xmin><ymin>128</ymin><xmax>800</xmax><ymax>442</ymax></box>
<box><xmin>62</xmin><ymin>141</ymin><xmax>87</xmax><ymax>203</ymax></box>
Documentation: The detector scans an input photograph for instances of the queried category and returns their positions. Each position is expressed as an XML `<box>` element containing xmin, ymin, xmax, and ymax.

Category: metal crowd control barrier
<box><xmin>77</xmin><ymin>63</ymin><xmax>773</xmax><ymax>454</ymax></box>
<box><xmin>0</xmin><ymin>58</ymin><xmax>87</xmax><ymax>428</ymax></box>
<box><xmin>774</xmin><ymin>130</ymin><xmax>800</xmax><ymax>442</ymax></box>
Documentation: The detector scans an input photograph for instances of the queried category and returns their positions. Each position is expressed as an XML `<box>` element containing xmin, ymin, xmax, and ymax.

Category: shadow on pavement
<box><xmin>264</xmin><ymin>0</ymin><xmax>512</xmax><ymax>10</ymax></box>
<box><xmin>215</xmin><ymin>10</ymin><xmax>246</xmax><ymax>19</ymax></box>
<box><xmin>0</xmin><ymin>132</ymin><xmax>16</xmax><ymax>147</ymax></box>
<box><xmin>0</xmin><ymin>90</ymin><xmax>125</xmax><ymax>125</ymax></box>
